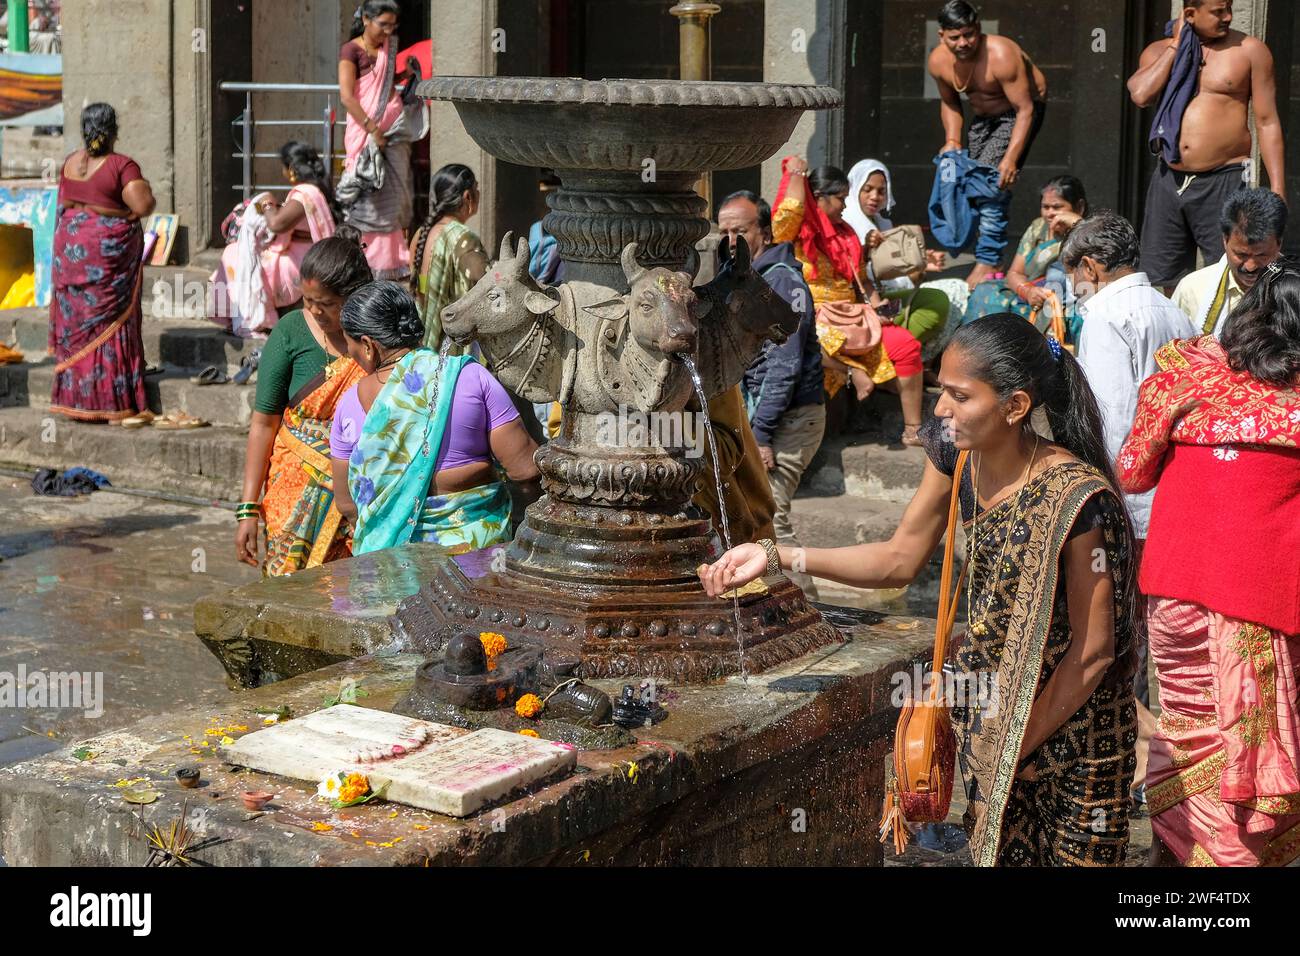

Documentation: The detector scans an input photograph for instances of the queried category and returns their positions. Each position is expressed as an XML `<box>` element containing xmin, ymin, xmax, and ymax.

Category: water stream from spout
<box><xmin>679</xmin><ymin>355</ymin><xmax>747</xmax><ymax>681</ymax></box>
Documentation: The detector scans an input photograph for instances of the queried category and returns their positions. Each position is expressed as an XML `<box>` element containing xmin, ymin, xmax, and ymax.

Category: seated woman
<box><xmin>774</xmin><ymin>157</ymin><xmax>925</xmax><ymax>446</ymax></box>
<box><xmin>409</xmin><ymin>163</ymin><xmax>488</xmax><ymax>349</ymax></box>
<box><xmin>235</xmin><ymin>228</ymin><xmax>371</xmax><ymax>576</ymax></box>
<box><xmin>844</xmin><ymin>157</ymin><xmax>959</xmax><ymax>366</ymax></box>
<box><xmin>962</xmin><ymin>175</ymin><xmax>1086</xmax><ymax>335</ymax></box>
<box><xmin>330</xmin><ymin>281</ymin><xmax>541</xmax><ymax>554</ymax></box>
<box><xmin>210</xmin><ymin>141</ymin><xmax>337</xmax><ymax>338</ymax></box>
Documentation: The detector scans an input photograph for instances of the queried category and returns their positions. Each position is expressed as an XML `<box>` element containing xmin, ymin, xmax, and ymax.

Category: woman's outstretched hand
<box><xmin>698</xmin><ymin>542</ymin><xmax>768</xmax><ymax>598</ymax></box>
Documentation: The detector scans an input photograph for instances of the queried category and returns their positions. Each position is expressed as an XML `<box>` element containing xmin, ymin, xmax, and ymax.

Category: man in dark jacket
<box><xmin>719</xmin><ymin>190</ymin><xmax>825</xmax><ymax>595</ymax></box>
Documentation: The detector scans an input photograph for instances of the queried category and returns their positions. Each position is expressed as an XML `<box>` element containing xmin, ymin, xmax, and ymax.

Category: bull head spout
<box><xmin>689</xmin><ymin>235</ymin><xmax>801</xmax><ymax>398</ymax></box>
<box><xmin>620</xmin><ymin>242</ymin><xmax>698</xmax><ymax>357</ymax></box>
<box><xmin>439</xmin><ymin>231</ymin><xmax>569</xmax><ymax>404</ymax></box>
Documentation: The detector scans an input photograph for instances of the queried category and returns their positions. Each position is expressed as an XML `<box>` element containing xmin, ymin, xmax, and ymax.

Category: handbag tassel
<box><xmin>878</xmin><ymin>772</ymin><xmax>912</xmax><ymax>856</ymax></box>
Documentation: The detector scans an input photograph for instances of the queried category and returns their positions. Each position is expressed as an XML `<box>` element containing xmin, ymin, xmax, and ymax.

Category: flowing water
<box><xmin>679</xmin><ymin>356</ymin><xmax>746</xmax><ymax>680</ymax></box>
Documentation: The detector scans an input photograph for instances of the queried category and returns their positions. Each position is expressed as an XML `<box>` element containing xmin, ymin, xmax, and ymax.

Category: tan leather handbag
<box><xmin>879</xmin><ymin>449</ymin><xmax>969</xmax><ymax>855</ymax></box>
<box><xmin>815</xmin><ymin>272</ymin><xmax>884</xmax><ymax>356</ymax></box>
<box><xmin>869</xmin><ymin>225</ymin><xmax>926</xmax><ymax>281</ymax></box>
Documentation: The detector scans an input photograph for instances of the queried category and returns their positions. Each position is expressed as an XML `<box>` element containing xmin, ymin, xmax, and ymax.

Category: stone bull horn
<box><xmin>621</xmin><ymin>242</ymin><xmax>646</xmax><ymax>286</ymax></box>
<box><xmin>496</xmin><ymin>230</ymin><xmax>530</xmax><ymax>277</ymax></box>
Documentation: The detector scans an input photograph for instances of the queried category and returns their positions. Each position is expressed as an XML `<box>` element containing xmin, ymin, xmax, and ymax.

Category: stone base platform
<box><xmin>0</xmin><ymin>615</ymin><xmax>931</xmax><ymax>866</ymax></box>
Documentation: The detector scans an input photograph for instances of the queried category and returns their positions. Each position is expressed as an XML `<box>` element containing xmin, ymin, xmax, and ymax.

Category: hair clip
<box><xmin>1046</xmin><ymin>337</ymin><xmax>1063</xmax><ymax>361</ymax></box>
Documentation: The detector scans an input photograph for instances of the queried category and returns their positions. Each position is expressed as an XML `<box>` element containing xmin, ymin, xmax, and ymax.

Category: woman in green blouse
<box><xmin>235</xmin><ymin>228</ymin><xmax>374</xmax><ymax>574</ymax></box>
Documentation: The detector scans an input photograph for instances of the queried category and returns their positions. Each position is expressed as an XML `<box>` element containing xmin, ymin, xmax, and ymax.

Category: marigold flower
<box><xmin>338</xmin><ymin>772</ymin><xmax>370</xmax><ymax>804</ymax></box>
<box><xmin>518</xmin><ymin>728</ymin><xmax>540</xmax><ymax>738</ymax></box>
<box><xmin>515</xmin><ymin>694</ymin><xmax>544</xmax><ymax>719</ymax></box>
<box><xmin>479</xmin><ymin>632</ymin><xmax>507</xmax><ymax>659</ymax></box>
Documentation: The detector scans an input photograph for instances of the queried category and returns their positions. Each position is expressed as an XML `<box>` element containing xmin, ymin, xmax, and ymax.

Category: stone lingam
<box><xmin>392</xmin><ymin>76</ymin><xmax>844</xmax><ymax>708</ymax></box>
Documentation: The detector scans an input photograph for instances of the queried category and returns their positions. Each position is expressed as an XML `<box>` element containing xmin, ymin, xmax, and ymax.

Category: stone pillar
<box><xmin>760</xmin><ymin>0</ymin><xmax>846</xmax><ymax>197</ymax></box>
<box><xmin>427</xmin><ymin>0</ymin><xmax>500</xmax><ymax>246</ymax></box>
<box><xmin>62</xmin><ymin>0</ymin><xmax>175</xmax><ymax>214</ymax></box>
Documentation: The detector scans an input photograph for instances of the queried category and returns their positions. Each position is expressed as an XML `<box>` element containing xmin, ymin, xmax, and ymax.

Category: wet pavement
<box><xmin>0</xmin><ymin>475</ymin><xmax>256</xmax><ymax>766</ymax></box>
<box><xmin>0</xmin><ymin>471</ymin><xmax>1154</xmax><ymax>865</ymax></box>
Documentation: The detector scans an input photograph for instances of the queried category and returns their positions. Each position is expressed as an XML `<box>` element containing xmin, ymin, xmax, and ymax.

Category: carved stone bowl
<box><xmin>417</xmin><ymin>76</ymin><xmax>842</xmax><ymax>175</ymax></box>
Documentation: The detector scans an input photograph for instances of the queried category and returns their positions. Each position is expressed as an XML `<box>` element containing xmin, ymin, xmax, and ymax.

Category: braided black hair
<box><xmin>300</xmin><ymin>227</ymin><xmax>373</xmax><ymax>299</ymax></box>
<box><xmin>279</xmin><ymin>141</ymin><xmax>341</xmax><ymax>223</ymax></box>
<box><xmin>341</xmin><ymin>280</ymin><xmax>425</xmax><ymax>348</ymax></box>
<box><xmin>409</xmin><ymin>163</ymin><xmax>478</xmax><ymax>294</ymax></box>
<box><xmin>79</xmin><ymin>103</ymin><xmax>118</xmax><ymax>175</ymax></box>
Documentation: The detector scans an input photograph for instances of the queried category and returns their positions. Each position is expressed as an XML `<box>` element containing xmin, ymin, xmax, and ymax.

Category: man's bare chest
<box><xmin>1196</xmin><ymin>50</ymin><xmax>1251</xmax><ymax>100</ymax></box>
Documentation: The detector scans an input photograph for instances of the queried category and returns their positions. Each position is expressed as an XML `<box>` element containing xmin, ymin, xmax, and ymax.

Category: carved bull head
<box><xmin>583</xmin><ymin>243</ymin><xmax>698</xmax><ymax>356</ymax></box>
<box><xmin>440</xmin><ymin>231</ymin><xmax>561</xmax><ymax>347</ymax></box>
<box><xmin>693</xmin><ymin>236</ymin><xmax>798</xmax><ymax>342</ymax></box>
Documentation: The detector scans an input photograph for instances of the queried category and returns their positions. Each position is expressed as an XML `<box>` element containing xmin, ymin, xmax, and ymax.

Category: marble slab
<box><xmin>222</xmin><ymin>705</ymin><xmax>577</xmax><ymax>817</ymax></box>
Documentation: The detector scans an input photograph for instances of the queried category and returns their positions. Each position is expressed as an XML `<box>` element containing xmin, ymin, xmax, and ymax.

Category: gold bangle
<box><xmin>757</xmin><ymin>538</ymin><xmax>781</xmax><ymax>577</ymax></box>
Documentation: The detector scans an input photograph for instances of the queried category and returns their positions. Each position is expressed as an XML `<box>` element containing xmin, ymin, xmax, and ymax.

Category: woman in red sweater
<box><xmin>1118</xmin><ymin>261</ymin><xmax>1300</xmax><ymax>867</ymax></box>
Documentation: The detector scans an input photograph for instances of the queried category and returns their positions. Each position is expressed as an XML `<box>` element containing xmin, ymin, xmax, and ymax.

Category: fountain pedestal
<box><xmin>392</xmin><ymin>77</ymin><xmax>844</xmax><ymax>684</ymax></box>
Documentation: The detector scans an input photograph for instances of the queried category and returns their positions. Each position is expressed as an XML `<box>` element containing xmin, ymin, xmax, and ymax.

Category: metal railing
<box><xmin>219</xmin><ymin>82</ymin><xmax>345</xmax><ymax>200</ymax></box>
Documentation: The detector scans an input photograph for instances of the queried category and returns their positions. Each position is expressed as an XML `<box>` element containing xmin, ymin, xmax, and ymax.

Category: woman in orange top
<box><xmin>773</xmin><ymin>157</ymin><xmax>925</xmax><ymax>446</ymax></box>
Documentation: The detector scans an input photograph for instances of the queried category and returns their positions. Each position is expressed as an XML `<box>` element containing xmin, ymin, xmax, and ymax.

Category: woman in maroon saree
<box><xmin>50</xmin><ymin>102</ymin><xmax>157</xmax><ymax>422</ymax></box>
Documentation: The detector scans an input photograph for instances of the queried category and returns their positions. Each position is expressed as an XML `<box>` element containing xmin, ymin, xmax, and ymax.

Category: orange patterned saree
<box><xmin>261</xmin><ymin>355</ymin><xmax>365</xmax><ymax>576</ymax></box>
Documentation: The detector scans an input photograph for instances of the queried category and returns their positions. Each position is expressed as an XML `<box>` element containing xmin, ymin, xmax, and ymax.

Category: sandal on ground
<box><xmin>144</xmin><ymin>364</ymin><xmax>164</xmax><ymax>377</ymax></box>
<box><xmin>900</xmin><ymin>424</ymin><xmax>924</xmax><ymax>448</ymax></box>
<box><xmin>117</xmin><ymin>411</ymin><xmax>156</xmax><ymax>429</ymax></box>
<box><xmin>152</xmin><ymin>411</ymin><xmax>210</xmax><ymax>430</ymax></box>
<box><xmin>231</xmin><ymin>348</ymin><xmax>261</xmax><ymax>386</ymax></box>
<box><xmin>190</xmin><ymin>365</ymin><xmax>229</xmax><ymax>386</ymax></box>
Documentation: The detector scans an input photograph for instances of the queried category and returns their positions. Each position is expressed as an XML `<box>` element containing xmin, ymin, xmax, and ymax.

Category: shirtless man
<box><xmin>927</xmin><ymin>0</ymin><xmax>1047</xmax><ymax>287</ymax></box>
<box><xmin>1128</xmin><ymin>0</ymin><xmax>1284</xmax><ymax>291</ymax></box>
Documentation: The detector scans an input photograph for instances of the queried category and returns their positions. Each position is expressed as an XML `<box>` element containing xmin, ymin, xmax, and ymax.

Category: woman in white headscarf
<box><xmin>845</xmin><ymin>159</ymin><xmax>966</xmax><ymax>363</ymax></box>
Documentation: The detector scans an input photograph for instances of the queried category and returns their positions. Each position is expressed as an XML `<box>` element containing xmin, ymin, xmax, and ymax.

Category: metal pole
<box><xmin>670</xmin><ymin>2</ymin><xmax>721</xmax><ymax>213</ymax></box>
<box><xmin>6</xmin><ymin>0</ymin><xmax>28</xmax><ymax>53</ymax></box>
<box><xmin>242</xmin><ymin>91</ymin><xmax>252</xmax><ymax>201</ymax></box>
<box><xmin>322</xmin><ymin>97</ymin><xmax>334</xmax><ymax>189</ymax></box>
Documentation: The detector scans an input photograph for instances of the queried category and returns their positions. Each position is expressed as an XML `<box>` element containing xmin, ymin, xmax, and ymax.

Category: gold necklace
<box><xmin>966</xmin><ymin>435</ymin><xmax>1040</xmax><ymax>637</ymax></box>
<box><xmin>952</xmin><ymin>59</ymin><xmax>976</xmax><ymax>94</ymax></box>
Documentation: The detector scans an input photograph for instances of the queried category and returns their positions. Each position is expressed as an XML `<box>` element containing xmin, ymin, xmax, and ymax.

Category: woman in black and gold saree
<box><xmin>700</xmin><ymin>313</ymin><xmax>1141</xmax><ymax>866</ymax></box>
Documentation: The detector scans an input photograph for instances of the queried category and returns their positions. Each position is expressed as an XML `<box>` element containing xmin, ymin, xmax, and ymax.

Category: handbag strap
<box><xmin>1027</xmin><ymin>290</ymin><xmax>1067</xmax><ymax>344</ymax></box>
<box><xmin>929</xmin><ymin>450</ymin><xmax>970</xmax><ymax>688</ymax></box>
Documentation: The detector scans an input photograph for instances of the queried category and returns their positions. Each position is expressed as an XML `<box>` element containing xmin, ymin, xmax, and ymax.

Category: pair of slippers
<box><xmin>190</xmin><ymin>349</ymin><xmax>260</xmax><ymax>387</ymax></box>
<box><xmin>117</xmin><ymin>411</ymin><xmax>210</xmax><ymax>430</ymax></box>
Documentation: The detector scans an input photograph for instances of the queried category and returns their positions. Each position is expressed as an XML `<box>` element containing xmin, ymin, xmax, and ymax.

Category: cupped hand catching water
<box><xmin>697</xmin><ymin>543</ymin><xmax>767</xmax><ymax>598</ymax></box>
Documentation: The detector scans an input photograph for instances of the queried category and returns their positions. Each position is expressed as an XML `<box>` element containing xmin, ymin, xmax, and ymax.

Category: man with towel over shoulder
<box><xmin>1127</xmin><ymin>0</ymin><xmax>1285</xmax><ymax>294</ymax></box>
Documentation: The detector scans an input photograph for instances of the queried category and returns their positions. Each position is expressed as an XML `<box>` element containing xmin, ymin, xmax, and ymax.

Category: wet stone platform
<box><xmin>0</xmin><ymin>617</ymin><xmax>932</xmax><ymax>866</ymax></box>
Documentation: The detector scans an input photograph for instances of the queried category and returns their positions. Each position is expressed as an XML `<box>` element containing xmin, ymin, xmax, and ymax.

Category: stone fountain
<box><xmin>392</xmin><ymin>76</ymin><xmax>844</xmax><ymax>688</ymax></box>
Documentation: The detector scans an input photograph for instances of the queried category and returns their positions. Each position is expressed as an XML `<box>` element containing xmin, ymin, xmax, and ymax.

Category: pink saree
<box><xmin>210</xmin><ymin>183</ymin><xmax>335</xmax><ymax>337</ymax></box>
<box><xmin>343</xmin><ymin>36</ymin><xmax>410</xmax><ymax>278</ymax></box>
<box><xmin>1146</xmin><ymin>597</ymin><xmax>1300</xmax><ymax>866</ymax></box>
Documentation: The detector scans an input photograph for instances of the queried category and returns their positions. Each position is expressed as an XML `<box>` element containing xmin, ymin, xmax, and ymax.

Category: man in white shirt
<box><xmin>1061</xmin><ymin>212</ymin><xmax>1197</xmax><ymax>544</ymax></box>
<box><xmin>1171</xmin><ymin>187</ymin><xmax>1287</xmax><ymax>336</ymax></box>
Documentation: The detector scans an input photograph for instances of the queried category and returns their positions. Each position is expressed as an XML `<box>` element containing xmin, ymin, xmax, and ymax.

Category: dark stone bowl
<box><xmin>417</xmin><ymin>76</ymin><xmax>842</xmax><ymax>174</ymax></box>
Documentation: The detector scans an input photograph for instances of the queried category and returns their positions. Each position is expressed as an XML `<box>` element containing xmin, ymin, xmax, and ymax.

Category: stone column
<box><xmin>760</xmin><ymin>0</ymin><xmax>846</xmax><ymax>197</ymax></box>
<box><xmin>427</xmin><ymin>0</ymin><xmax>500</xmax><ymax>246</ymax></box>
<box><xmin>62</xmin><ymin>0</ymin><xmax>175</xmax><ymax>214</ymax></box>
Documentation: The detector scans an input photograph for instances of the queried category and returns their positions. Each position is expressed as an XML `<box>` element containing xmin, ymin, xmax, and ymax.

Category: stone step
<box><xmin>0</xmin><ymin>404</ymin><xmax>245</xmax><ymax>501</ymax></box>
<box><xmin>788</xmin><ymin>492</ymin><xmax>956</xmax><ymax>619</ymax></box>
<box><xmin>3</xmin><ymin>306</ymin><xmax>256</xmax><ymax>374</ymax></box>
<box><xmin>0</xmin><ymin>359</ymin><xmax>256</xmax><ymax>428</ymax></box>
<box><xmin>802</xmin><ymin>434</ymin><xmax>929</xmax><ymax>502</ymax></box>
